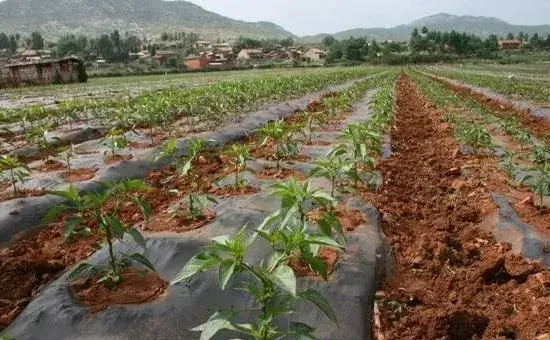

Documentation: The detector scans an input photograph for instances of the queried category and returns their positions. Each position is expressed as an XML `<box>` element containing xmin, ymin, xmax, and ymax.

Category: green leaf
<box><xmin>68</xmin><ymin>262</ymin><xmax>95</xmax><ymax>281</ymax></box>
<box><xmin>218</xmin><ymin>260</ymin><xmax>236</xmax><ymax>290</ymax></box>
<box><xmin>289</xmin><ymin>322</ymin><xmax>317</xmax><ymax>339</ymax></box>
<box><xmin>299</xmin><ymin>289</ymin><xmax>338</xmax><ymax>324</ymax></box>
<box><xmin>132</xmin><ymin>197</ymin><xmax>152</xmax><ymax>219</ymax></box>
<box><xmin>127</xmin><ymin>228</ymin><xmax>147</xmax><ymax>248</ymax></box>
<box><xmin>307</xmin><ymin>235</ymin><xmax>345</xmax><ymax>250</ymax></box>
<box><xmin>272</xmin><ymin>264</ymin><xmax>296</xmax><ymax>296</ymax></box>
<box><xmin>104</xmin><ymin>215</ymin><xmax>124</xmax><ymax>240</ymax></box>
<box><xmin>128</xmin><ymin>253</ymin><xmax>156</xmax><ymax>272</ymax></box>
<box><xmin>63</xmin><ymin>217</ymin><xmax>83</xmax><ymax>241</ymax></box>
<box><xmin>191</xmin><ymin>311</ymin><xmax>237</xmax><ymax>340</ymax></box>
<box><xmin>171</xmin><ymin>253</ymin><xmax>222</xmax><ymax>285</ymax></box>
<box><xmin>42</xmin><ymin>204</ymin><xmax>70</xmax><ymax>226</ymax></box>
<box><xmin>181</xmin><ymin>160</ymin><xmax>192</xmax><ymax>176</ymax></box>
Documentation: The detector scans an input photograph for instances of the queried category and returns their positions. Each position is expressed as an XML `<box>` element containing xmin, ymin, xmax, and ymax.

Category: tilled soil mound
<box><xmin>366</xmin><ymin>74</ymin><xmax>550</xmax><ymax>339</ymax></box>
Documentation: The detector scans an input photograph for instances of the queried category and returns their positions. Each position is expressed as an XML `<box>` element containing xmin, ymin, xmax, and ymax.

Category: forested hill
<box><xmin>301</xmin><ymin>13</ymin><xmax>550</xmax><ymax>42</ymax></box>
<box><xmin>0</xmin><ymin>0</ymin><xmax>294</xmax><ymax>40</ymax></box>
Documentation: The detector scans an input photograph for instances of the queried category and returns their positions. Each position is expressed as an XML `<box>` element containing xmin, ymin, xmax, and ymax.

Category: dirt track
<box><xmin>368</xmin><ymin>74</ymin><xmax>550</xmax><ymax>339</ymax></box>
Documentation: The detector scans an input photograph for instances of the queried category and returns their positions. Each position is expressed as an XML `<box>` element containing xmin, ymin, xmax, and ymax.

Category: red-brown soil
<box><xmin>0</xmin><ymin>216</ymin><xmax>102</xmax><ymax>330</ymax></box>
<box><xmin>70</xmin><ymin>268</ymin><xmax>167</xmax><ymax>313</ymax></box>
<box><xmin>308</xmin><ymin>205</ymin><xmax>365</xmax><ymax>232</ymax></box>
<box><xmin>61</xmin><ymin>168</ymin><xmax>97</xmax><ymax>182</ymax></box>
<box><xmin>250</xmin><ymin>140</ymin><xmax>311</xmax><ymax>163</ymax></box>
<box><xmin>256</xmin><ymin>167</ymin><xmax>306</xmax><ymax>181</ymax></box>
<box><xmin>0</xmin><ymin>188</ymin><xmax>46</xmax><ymax>203</ymax></box>
<box><xmin>289</xmin><ymin>248</ymin><xmax>339</xmax><ymax>279</ymax></box>
<box><xmin>38</xmin><ymin>159</ymin><xmax>66</xmax><ymax>172</ymax></box>
<box><xmin>209</xmin><ymin>185</ymin><xmax>259</xmax><ymax>198</ymax></box>
<box><xmin>142</xmin><ymin>209</ymin><xmax>216</xmax><ymax>233</ymax></box>
<box><xmin>104</xmin><ymin>154</ymin><xmax>134</xmax><ymax>165</ymax></box>
<box><xmin>367</xmin><ymin>74</ymin><xmax>550</xmax><ymax>339</ymax></box>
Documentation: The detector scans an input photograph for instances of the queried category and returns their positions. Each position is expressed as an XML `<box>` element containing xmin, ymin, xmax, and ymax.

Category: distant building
<box><xmin>0</xmin><ymin>56</ymin><xmax>86</xmax><ymax>88</ymax></box>
<box><xmin>499</xmin><ymin>40</ymin><xmax>523</xmax><ymax>50</ymax></box>
<box><xmin>184</xmin><ymin>54</ymin><xmax>209</xmax><ymax>71</ymax></box>
<box><xmin>304</xmin><ymin>48</ymin><xmax>326</xmax><ymax>61</ymax></box>
<box><xmin>237</xmin><ymin>49</ymin><xmax>264</xmax><ymax>61</ymax></box>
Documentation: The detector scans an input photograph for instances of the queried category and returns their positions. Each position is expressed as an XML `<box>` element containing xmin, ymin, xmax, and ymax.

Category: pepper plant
<box><xmin>310</xmin><ymin>146</ymin><xmax>354</xmax><ymax>197</ymax></box>
<box><xmin>101</xmin><ymin>127</ymin><xmax>129</xmax><ymax>159</ymax></box>
<box><xmin>0</xmin><ymin>156</ymin><xmax>30</xmax><ymax>194</ymax></box>
<box><xmin>26</xmin><ymin>124</ymin><xmax>60</xmax><ymax>162</ymax></box>
<box><xmin>223</xmin><ymin>144</ymin><xmax>255</xmax><ymax>189</ymax></box>
<box><xmin>46</xmin><ymin>180</ymin><xmax>155</xmax><ymax>285</ymax></box>
<box><xmin>258</xmin><ymin>120</ymin><xmax>297</xmax><ymax>171</ymax></box>
<box><xmin>173</xmin><ymin>222</ymin><xmax>340</xmax><ymax>340</ymax></box>
<box><xmin>457</xmin><ymin>123</ymin><xmax>493</xmax><ymax>154</ymax></box>
<box><xmin>521</xmin><ymin>164</ymin><xmax>550</xmax><ymax>214</ymax></box>
<box><xmin>338</xmin><ymin>124</ymin><xmax>379</xmax><ymax>188</ymax></box>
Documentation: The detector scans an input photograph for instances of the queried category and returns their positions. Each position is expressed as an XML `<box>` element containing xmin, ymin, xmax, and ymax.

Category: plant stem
<box><xmin>104</xmin><ymin>221</ymin><xmax>118</xmax><ymax>276</ymax></box>
<box><xmin>10</xmin><ymin>168</ymin><xmax>16</xmax><ymax>194</ymax></box>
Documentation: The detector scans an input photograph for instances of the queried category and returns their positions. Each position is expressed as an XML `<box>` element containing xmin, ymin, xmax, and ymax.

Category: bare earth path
<box><xmin>366</xmin><ymin>74</ymin><xmax>550</xmax><ymax>339</ymax></box>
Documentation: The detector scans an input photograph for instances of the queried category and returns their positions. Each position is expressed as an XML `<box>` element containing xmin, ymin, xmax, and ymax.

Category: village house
<box><xmin>237</xmin><ymin>49</ymin><xmax>264</xmax><ymax>61</ymax></box>
<box><xmin>304</xmin><ymin>48</ymin><xmax>326</xmax><ymax>61</ymax></box>
<box><xmin>184</xmin><ymin>54</ymin><xmax>209</xmax><ymax>71</ymax></box>
<box><xmin>0</xmin><ymin>56</ymin><xmax>86</xmax><ymax>88</ymax></box>
<box><xmin>498</xmin><ymin>39</ymin><xmax>523</xmax><ymax>50</ymax></box>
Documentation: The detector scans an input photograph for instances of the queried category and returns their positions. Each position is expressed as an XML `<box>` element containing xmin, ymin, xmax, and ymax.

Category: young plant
<box><xmin>502</xmin><ymin>151</ymin><xmax>518</xmax><ymax>179</ymax></box>
<box><xmin>457</xmin><ymin>123</ymin><xmax>493</xmax><ymax>154</ymax></box>
<box><xmin>298</xmin><ymin>112</ymin><xmax>320</xmax><ymax>144</ymax></box>
<box><xmin>339</xmin><ymin>124</ymin><xmax>379</xmax><ymax>188</ymax></box>
<box><xmin>310</xmin><ymin>147</ymin><xmax>354</xmax><ymax>197</ymax></box>
<box><xmin>258</xmin><ymin>120</ymin><xmax>297</xmax><ymax>171</ymax></box>
<box><xmin>0</xmin><ymin>156</ymin><xmax>30</xmax><ymax>194</ymax></box>
<box><xmin>63</xmin><ymin>143</ymin><xmax>75</xmax><ymax>173</ymax></box>
<box><xmin>525</xmin><ymin>164</ymin><xmax>550</xmax><ymax>214</ymax></box>
<box><xmin>531</xmin><ymin>145</ymin><xmax>550</xmax><ymax>167</ymax></box>
<box><xmin>46</xmin><ymin>180</ymin><xmax>155</xmax><ymax>285</ymax></box>
<box><xmin>155</xmin><ymin>138</ymin><xmax>180</xmax><ymax>168</ymax></box>
<box><xmin>223</xmin><ymin>144</ymin><xmax>255</xmax><ymax>189</ymax></box>
<box><xmin>101</xmin><ymin>127</ymin><xmax>128</xmax><ymax>159</ymax></box>
<box><xmin>26</xmin><ymin>124</ymin><xmax>61</xmax><ymax>162</ymax></box>
<box><xmin>172</xmin><ymin>222</ymin><xmax>340</xmax><ymax>340</ymax></box>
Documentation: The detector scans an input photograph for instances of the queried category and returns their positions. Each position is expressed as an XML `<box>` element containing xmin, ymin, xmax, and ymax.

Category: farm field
<box><xmin>1</xmin><ymin>65</ymin><xmax>550</xmax><ymax>340</ymax></box>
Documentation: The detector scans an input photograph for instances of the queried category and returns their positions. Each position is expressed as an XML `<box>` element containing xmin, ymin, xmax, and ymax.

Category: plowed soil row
<box><xmin>366</xmin><ymin>74</ymin><xmax>550</xmax><ymax>339</ymax></box>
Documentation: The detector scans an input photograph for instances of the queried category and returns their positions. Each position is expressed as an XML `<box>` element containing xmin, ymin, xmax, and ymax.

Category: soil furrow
<box><xmin>366</xmin><ymin>74</ymin><xmax>550</xmax><ymax>339</ymax></box>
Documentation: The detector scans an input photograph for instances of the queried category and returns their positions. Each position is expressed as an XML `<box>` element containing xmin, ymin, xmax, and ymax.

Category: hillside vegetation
<box><xmin>0</xmin><ymin>0</ymin><xmax>294</xmax><ymax>40</ymax></box>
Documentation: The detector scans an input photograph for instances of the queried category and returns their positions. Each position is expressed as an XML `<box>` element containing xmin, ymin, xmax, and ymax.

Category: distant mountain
<box><xmin>301</xmin><ymin>13</ymin><xmax>550</xmax><ymax>43</ymax></box>
<box><xmin>0</xmin><ymin>0</ymin><xmax>295</xmax><ymax>40</ymax></box>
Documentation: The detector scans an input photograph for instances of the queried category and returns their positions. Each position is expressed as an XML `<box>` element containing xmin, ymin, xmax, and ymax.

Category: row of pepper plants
<box><xmin>15</xmin><ymin>72</ymin><xmax>397</xmax><ymax>339</ymax></box>
<box><xmin>425</xmin><ymin>66</ymin><xmax>550</xmax><ymax>104</ymax></box>
<box><xmin>412</xmin><ymin>70</ymin><xmax>550</xmax><ymax>214</ymax></box>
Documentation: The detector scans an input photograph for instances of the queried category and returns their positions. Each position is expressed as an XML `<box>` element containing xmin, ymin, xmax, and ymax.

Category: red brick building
<box><xmin>184</xmin><ymin>55</ymin><xmax>209</xmax><ymax>71</ymax></box>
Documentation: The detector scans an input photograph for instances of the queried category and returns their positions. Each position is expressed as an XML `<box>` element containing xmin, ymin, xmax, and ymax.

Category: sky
<box><xmin>187</xmin><ymin>0</ymin><xmax>550</xmax><ymax>35</ymax></box>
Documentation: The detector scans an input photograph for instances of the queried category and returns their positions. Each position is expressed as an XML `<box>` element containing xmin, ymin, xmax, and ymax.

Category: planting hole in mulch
<box><xmin>309</xmin><ymin>205</ymin><xmax>365</xmax><ymax>232</ymax></box>
<box><xmin>209</xmin><ymin>185</ymin><xmax>259</xmax><ymax>198</ymax></box>
<box><xmin>289</xmin><ymin>248</ymin><xmax>339</xmax><ymax>279</ymax></box>
<box><xmin>142</xmin><ymin>209</ymin><xmax>216</xmax><ymax>233</ymax></box>
<box><xmin>0</xmin><ymin>188</ymin><xmax>47</xmax><ymax>203</ymax></box>
<box><xmin>256</xmin><ymin>167</ymin><xmax>306</xmax><ymax>180</ymax></box>
<box><xmin>61</xmin><ymin>168</ymin><xmax>97</xmax><ymax>182</ymax></box>
<box><xmin>38</xmin><ymin>159</ymin><xmax>66</xmax><ymax>172</ymax></box>
<box><xmin>104</xmin><ymin>154</ymin><xmax>134</xmax><ymax>165</ymax></box>
<box><xmin>70</xmin><ymin>268</ymin><xmax>168</xmax><ymax>313</ymax></box>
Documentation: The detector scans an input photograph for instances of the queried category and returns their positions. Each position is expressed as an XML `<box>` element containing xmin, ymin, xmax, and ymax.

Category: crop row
<box><xmin>411</xmin><ymin>71</ymin><xmax>550</xmax><ymax>212</ymax></box>
<box><xmin>425</xmin><ymin>67</ymin><xmax>550</xmax><ymax>104</ymax></box>
<box><xmin>0</xmin><ymin>67</ymin><xmax>385</xmax><ymax>127</ymax></box>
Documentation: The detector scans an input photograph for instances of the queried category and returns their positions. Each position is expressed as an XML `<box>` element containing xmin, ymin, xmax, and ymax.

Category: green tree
<box><xmin>8</xmin><ymin>35</ymin><xmax>17</xmax><ymax>54</ymax></box>
<box><xmin>323</xmin><ymin>35</ymin><xmax>336</xmax><ymax>47</ymax></box>
<box><xmin>0</xmin><ymin>33</ymin><xmax>9</xmax><ymax>49</ymax></box>
<box><xmin>30</xmin><ymin>31</ymin><xmax>44</xmax><ymax>50</ymax></box>
<box><xmin>421</xmin><ymin>26</ymin><xmax>429</xmax><ymax>35</ymax></box>
<box><xmin>506</xmin><ymin>32</ymin><xmax>515</xmax><ymax>40</ymax></box>
<box><xmin>161</xmin><ymin>32</ymin><xmax>169</xmax><ymax>42</ymax></box>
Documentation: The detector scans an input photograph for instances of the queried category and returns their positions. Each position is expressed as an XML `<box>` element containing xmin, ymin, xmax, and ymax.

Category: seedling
<box><xmin>457</xmin><ymin>123</ymin><xmax>493</xmax><ymax>154</ymax></box>
<box><xmin>339</xmin><ymin>124</ymin><xmax>379</xmax><ymax>188</ymax></box>
<box><xmin>531</xmin><ymin>145</ymin><xmax>550</xmax><ymax>166</ymax></box>
<box><xmin>258</xmin><ymin>120</ymin><xmax>297</xmax><ymax>171</ymax></box>
<box><xmin>223</xmin><ymin>144</ymin><xmax>255</xmax><ymax>188</ymax></box>
<box><xmin>310</xmin><ymin>146</ymin><xmax>354</xmax><ymax>197</ymax></box>
<box><xmin>63</xmin><ymin>143</ymin><xmax>75</xmax><ymax>173</ymax></box>
<box><xmin>173</xmin><ymin>221</ymin><xmax>340</xmax><ymax>340</ymax></box>
<box><xmin>46</xmin><ymin>180</ymin><xmax>155</xmax><ymax>285</ymax></box>
<box><xmin>502</xmin><ymin>151</ymin><xmax>517</xmax><ymax>179</ymax></box>
<box><xmin>172</xmin><ymin>193</ymin><xmax>218</xmax><ymax>221</ymax></box>
<box><xmin>520</xmin><ymin>164</ymin><xmax>550</xmax><ymax>214</ymax></box>
<box><xmin>155</xmin><ymin>138</ymin><xmax>180</xmax><ymax>168</ymax></box>
<box><xmin>0</xmin><ymin>156</ymin><xmax>30</xmax><ymax>194</ymax></box>
<box><xmin>26</xmin><ymin>124</ymin><xmax>61</xmax><ymax>162</ymax></box>
<box><xmin>101</xmin><ymin>127</ymin><xmax>128</xmax><ymax>159</ymax></box>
